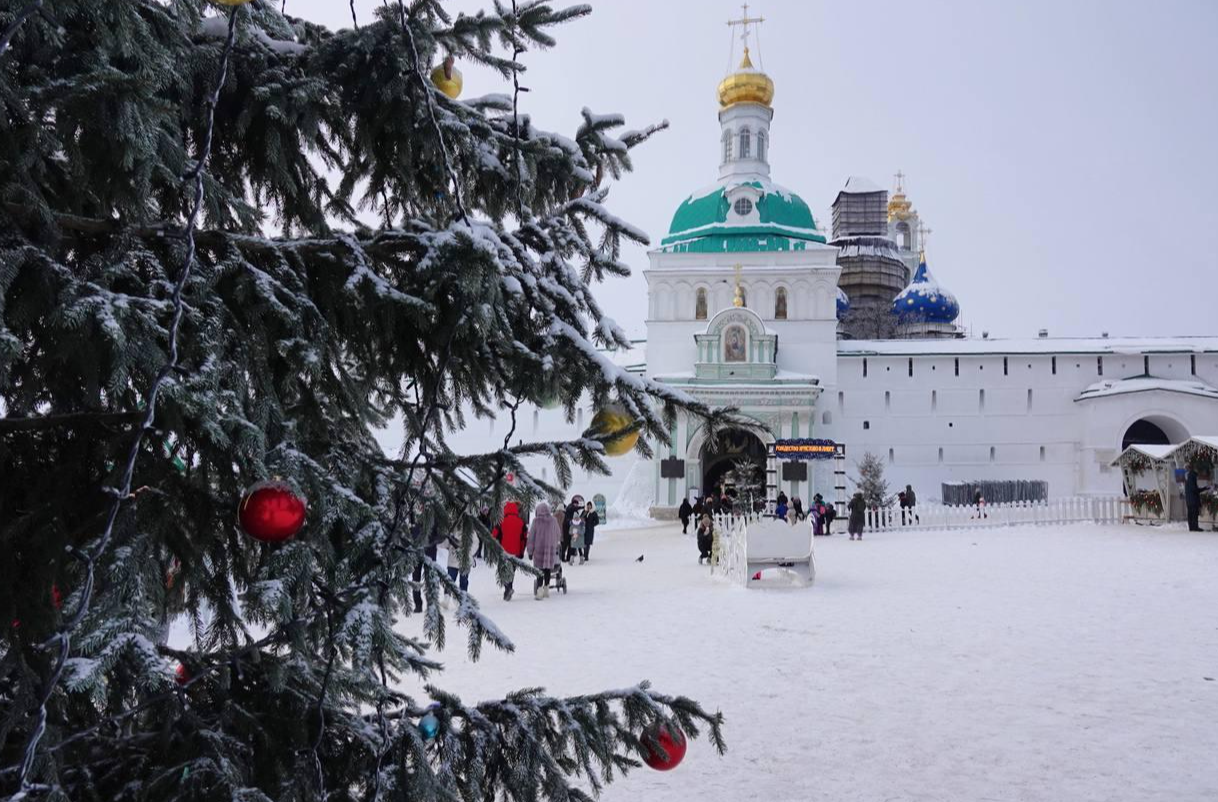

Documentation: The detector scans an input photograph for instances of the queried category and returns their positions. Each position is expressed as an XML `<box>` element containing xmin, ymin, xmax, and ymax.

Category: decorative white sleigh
<box><xmin>745</xmin><ymin>518</ymin><xmax>815</xmax><ymax>587</ymax></box>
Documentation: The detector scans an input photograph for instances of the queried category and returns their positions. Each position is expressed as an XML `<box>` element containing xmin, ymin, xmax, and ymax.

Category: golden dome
<box><xmin>888</xmin><ymin>191</ymin><xmax>913</xmax><ymax>222</ymax></box>
<box><xmin>717</xmin><ymin>47</ymin><xmax>774</xmax><ymax>109</ymax></box>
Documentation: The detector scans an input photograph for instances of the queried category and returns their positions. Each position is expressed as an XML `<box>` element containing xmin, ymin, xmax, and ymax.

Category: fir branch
<box><xmin>0</xmin><ymin>0</ymin><xmax>43</xmax><ymax>58</ymax></box>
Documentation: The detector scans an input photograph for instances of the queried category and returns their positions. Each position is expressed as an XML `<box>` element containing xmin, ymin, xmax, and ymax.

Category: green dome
<box><xmin>660</xmin><ymin>180</ymin><xmax>825</xmax><ymax>253</ymax></box>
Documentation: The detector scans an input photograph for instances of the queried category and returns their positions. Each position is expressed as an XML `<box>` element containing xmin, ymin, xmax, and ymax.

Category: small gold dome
<box><xmin>888</xmin><ymin>191</ymin><xmax>914</xmax><ymax>222</ymax></box>
<box><xmin>717</xmin><ymin>47</ymin><xmax>774</xmax><ymax>109</ymax></box>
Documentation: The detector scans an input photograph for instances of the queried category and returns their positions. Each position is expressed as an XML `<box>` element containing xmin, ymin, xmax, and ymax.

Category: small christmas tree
<box><xmin>854</xmin><ymin>451</ymin><xmax>892</xmax><ymax>509</ymax></box>
<box><xmin>0</xmin><ymin>2</ymin><xmax>734</xmax><ymax>798</ymax></box>
<box><xmin>724</xmin><ymin>458</ymin><xmax>764</xmax><ymax>512</ymax></box>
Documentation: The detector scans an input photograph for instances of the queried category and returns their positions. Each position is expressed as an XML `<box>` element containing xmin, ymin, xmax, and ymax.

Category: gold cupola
<box><xmin>717</xmin><ymin>47</ymin><xmax>774</xmax><ymax>109</ymax></box>
<box><xmin>888</xmin><ymin>170</ymin><xmax>914</xmax><ymax>222</ymax></box>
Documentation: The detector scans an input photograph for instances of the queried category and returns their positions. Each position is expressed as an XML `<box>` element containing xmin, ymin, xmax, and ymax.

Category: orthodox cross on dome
<box><xmin>894</xmin><ymin>170</ymin><xmax>906</xmax><ymax>192</ymax></box>
<box><xmin>918</xmin><ymin>222</ymin><xmax>932</xmax><ymax>248</ymax></box>
<box><xmin>727</xmin><ymin>3</ymin><xmax>765</xmax><ymax>56</ymax></box>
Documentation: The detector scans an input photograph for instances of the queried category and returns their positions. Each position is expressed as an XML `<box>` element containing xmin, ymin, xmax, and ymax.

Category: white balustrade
<box><xmin>851</xmin><ymin>495</ymin><xmax>1128</xmax><ymax>533</ymax></box>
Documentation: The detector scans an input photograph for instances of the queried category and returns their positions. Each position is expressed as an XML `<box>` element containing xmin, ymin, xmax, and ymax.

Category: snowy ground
<box><xmin>403</xmin><ymin>521</ymin><xmax>1218</xmax><ymax>801</ymax></box>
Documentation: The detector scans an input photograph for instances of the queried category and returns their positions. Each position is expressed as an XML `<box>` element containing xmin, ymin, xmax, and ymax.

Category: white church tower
<box><xmin>642</xmin><ymin>7</ymin><xmax>843</xmax><ymax>513</ymax></box>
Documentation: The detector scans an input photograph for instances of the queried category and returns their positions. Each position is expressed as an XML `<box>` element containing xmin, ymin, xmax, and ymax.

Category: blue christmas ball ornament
<box><xmin>419</xmin><ymin>710</ymin><xmax>440</xmax><ymax>740</ymax></box>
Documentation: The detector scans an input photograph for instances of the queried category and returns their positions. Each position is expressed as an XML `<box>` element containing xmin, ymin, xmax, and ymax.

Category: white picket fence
<box><xmin>863</xmin><ymin>496</ymin><xmax>1130</xmax><ymax>532</ymax></box>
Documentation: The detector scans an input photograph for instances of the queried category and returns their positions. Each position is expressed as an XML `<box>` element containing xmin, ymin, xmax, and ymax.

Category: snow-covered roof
<box><xmin>604</xmin><ymin>340</ymin><xmax>646</xmax><ymax>373</ymax></box>
<box><xmin>839</xmin><ymin>176</ymin><xmax>882</xmax><ymax>194</ymax></box>
<box><xmin>1075</xmin><ymin>376</ymin><xmax>1218</xmax><ymax>403</ymax></box>
<box><xmin>839</xmin><ymin>336</ymin><xmax>1218</xmax><ymax>357</ymax></box>
<box><xmin>1111</xmin><ymin>443</ymin><xmax>1178</xmax><ymax>466</ymax></box>
<box><xmin>831</xmin><ymin>235</ymin><xmax>903</xmax><ymax>261</ymax></box>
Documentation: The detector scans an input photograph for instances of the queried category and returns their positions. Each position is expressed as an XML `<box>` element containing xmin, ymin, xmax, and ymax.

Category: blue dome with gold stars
<box><xmin>836</xmin><ymin>286</ymin><xmax>850</xmax><ymax>320</ymax></box>
<box><xmin>891</xmin><ymin>255</ymin><xmax>960</xmax><ymax>323</ymax></box>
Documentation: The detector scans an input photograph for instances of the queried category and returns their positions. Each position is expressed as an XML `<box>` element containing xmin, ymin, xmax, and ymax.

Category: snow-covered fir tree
<box><xmin>724</xmin><ymin>459</ymin><xmax>764</xmax><ymax>512</ymax></box>
<box><xmin>0</xmin><ymin>1</ymin><xmax>736</xmax><ymax>798</ymax></box>
<box><xmin>854</xmin><ymin>452</ymin><xmax>892</xmax><ymax>509</ymax></box>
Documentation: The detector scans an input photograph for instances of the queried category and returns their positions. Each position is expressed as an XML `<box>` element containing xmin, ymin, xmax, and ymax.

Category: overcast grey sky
<box><xmin>297</xmin><ymin>0</ymin><xmax>1218</xmax><ymax>340</ymax></box>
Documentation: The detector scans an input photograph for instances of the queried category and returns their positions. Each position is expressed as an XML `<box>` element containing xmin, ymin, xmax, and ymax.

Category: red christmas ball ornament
<box><xmin>238</xmin><ymin>480</ymin><xmax>306</xmax><ymax>543</ymax></box>
<box><xmin>641</xmin><ymin>722</ymin><xmax>687</xmax><ymax>771</ymax></box>
<box><xmin>175</xmin><ymin>663</ymin><xmax>191</xmax><ymax>686</ymax></box>
<box><xmin>51</xmin><ymin>584</ymin><xmax>63</xmax><ymax>610</ymax></box>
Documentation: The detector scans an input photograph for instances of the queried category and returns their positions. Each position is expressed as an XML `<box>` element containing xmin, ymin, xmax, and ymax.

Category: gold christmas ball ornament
<box><xmin>430</xmin><ymin>55</ymin><xmax>462</xmax><ymax>99</ymax></box>
<box><xmin>588</xmin><ymin>404</ymin><xmax>640</xmax><ymax>458</ymax></box>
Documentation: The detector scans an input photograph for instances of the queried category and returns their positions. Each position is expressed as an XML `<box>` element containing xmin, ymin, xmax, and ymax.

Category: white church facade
<box><xmin>455</xmin><ymin>24</ymin><xmax>1218</xmax><ymax>516</ymax></box>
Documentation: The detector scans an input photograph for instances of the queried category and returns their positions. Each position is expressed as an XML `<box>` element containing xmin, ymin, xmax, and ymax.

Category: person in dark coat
<box><xmin>581</xmin><ymin>501</ymin><xmax>599</xmax><ymax>561</ymax></box>
<box><xmin>695</xmin><ymin>515</ymin><xmax>714</xmax><ymax>564</ymax></box>
<box><xmin>692</xmin><ymin>497</ymin><xmax>705</xmax><ymax>520</ymax></box>
<box><xmin>561</xmin><ymin>496</ymin><xmax>580</xmax><ymax>562</ymax></box>
<box><xmin>492</xmin><ymin>501</ymin><xmax>527</xmax><ymax>601</ymax></box>
<box><xmin>1185</xmin><ymin>468</ymin><xmax>1202</xmax><ymax>532</ymax></box>
<box><xmin>774</xmin><ymin>498</ymin><xmax>789</xmax><ymax>520</ymax></box>
<box><xmin>776</xmin><ymin>490</ymin><xmax>789</xmax><ymax>508</ymax></box>
<box><xmin>847</xmin><ymin>492</ymin><xmax>866</xmax><ymax>540</ymax></box>
<box><xmin>678</xmin><ymin>497</ymin><xmax>693</xmax><ymax>534</ymax></box>
<box><xmin>792</xmin><ymin>496</ymin><xmax>804</xmax><ymax>521</ymax></box>
<box><xmin>709</xmin><ymin>495</ymin><xmax>720</xmax><ymax>515</ymax></box>
<box><xmin>972</xmin><ymin>489</ymin><xmax>987</xmax><ymax>519</ymax></box>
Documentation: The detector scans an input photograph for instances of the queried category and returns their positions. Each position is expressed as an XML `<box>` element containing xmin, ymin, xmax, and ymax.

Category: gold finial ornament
<box><xmin>719</xmin><ymin>4</ymin><xmax>774</xmax><ymax>109</ymax></box>
<box><xmin>430</xmin><ymin>54</ymin><xmax>463</xmax><ymax>99</ymax></box>
<box><xmin>732</xmin><ymin>264</ymin><xmax>745</xmax><ymax>307</ymax></box>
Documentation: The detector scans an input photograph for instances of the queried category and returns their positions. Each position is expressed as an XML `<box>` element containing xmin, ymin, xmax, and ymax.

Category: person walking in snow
<box><xmin>582</xmin><ymin>500</ymin><xmax>599</xmax><ymax>561</ymax></box>
<box><xmin>973</xmin><ymin>489</ymin><xmax>987</xmax><ymax>519</ymax></box>
<box><xmin>568</xmin><ymin>505</ymin><xmax>586</xmax><ymax>564</ymax></box>
<box><xmin>792</xmin><ymin>496</ymin><xmax>805</xmax><ymax>521</ymax></box>
<box><xmin>527</xmin><ymin>502</ymin><xmax>561</xmax><ymax>599</ymax></box>
<box><xmin>903</xmin><ymin>484</ymin><xmax>920</xmax><ymax>525</ymax></box>
<box><xmin>774</xmin><ymin>497</ymin><xmax>789</xmax><ymax>521</ymax></box>
<box><xmin>848</xmin><ymin>492</ymin><xmax>866</xmax><ymax>540</ymax></box>
<box><xmin>776</xmin><ymin>490</ymin><xmax>788</xmax><ymax>509</ymax></box>
<box><xmin>679</xmin><ymin>497</ymin><xmax>693</xmax><ymax>534</ymax></box>
<box><xmin>1186</xmin><ymin>467</ymin><xmax>1203</xmax><ymax>532</ymax></box>
<box><xmin>444</xmin><ymin>533</ymin><xmax>470</xmax><ymax>593</ymax></box>
<box><xmin>492</xmin><ymin>501</ymin><xmax>527</xmax><ymax>601</ymax></box>
<box><xmin>696</xmin><ymin>515</ymin><xmax>714</xmax><ymax>564</ymax></box>
<box><xmin>561</xmin><ymin>495</ymin><xmax>580</xmax><ymax>562</ymax></box>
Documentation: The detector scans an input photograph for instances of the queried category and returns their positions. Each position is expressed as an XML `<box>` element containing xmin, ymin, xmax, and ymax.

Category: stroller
<box><xmin>548</xmin><ymin>562</ymin><xmax>569</xmax><ymax>594</ymax></box>
<box><xmin>535</xmin><ymin>562</ymin><xmax>568</xmax><ymax>595</ymax></box>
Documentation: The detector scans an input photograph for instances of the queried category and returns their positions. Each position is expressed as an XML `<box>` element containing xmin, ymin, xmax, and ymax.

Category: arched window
<box><xmin>695</xmin><ymin>288</ymin><xmax>708</xmax><ymax>320</ymax></box>
<box><xmin>757</xmin><ymin>130</ymin><xmax>767</xmax><ymax>162</ymax></box>
<box><xmin>738</xmin><ymin>127</ymin><xmax>751</xmax><ymax>160</ymax></box>
<box><xmin>774</xmin><ymin>287</ymin><xmax>788</xmax><ymax>320</ymax></box>
<box><xmin>721</xmin><ymin>130</ymin><xmax>732</xmax><ymax>163</ymax></box>
<box><xmin>896</xmin><ymin>221</ymin><xmax>911</xmax><ymax>250</ymax></box>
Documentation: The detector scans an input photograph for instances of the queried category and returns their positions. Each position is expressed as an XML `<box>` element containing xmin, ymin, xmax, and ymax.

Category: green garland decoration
<box><xmin>1129</xmin><ymin>489</ymin><xmax>1164</xmax><ymax>516</ymax></box>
